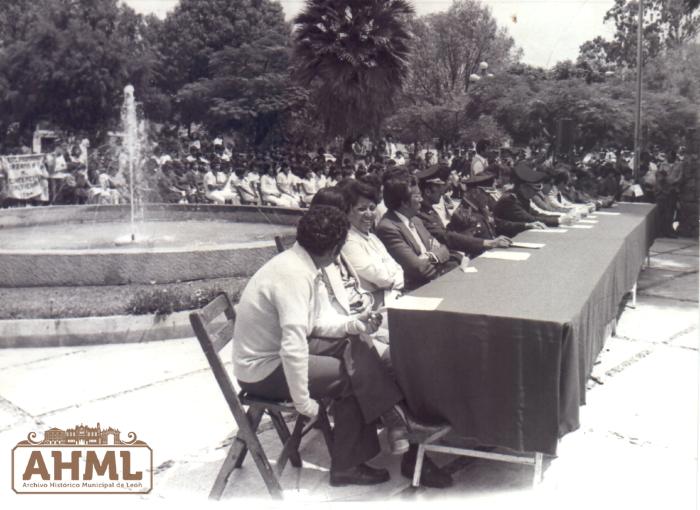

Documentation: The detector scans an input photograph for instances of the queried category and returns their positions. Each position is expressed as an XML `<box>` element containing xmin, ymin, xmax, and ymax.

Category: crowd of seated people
<box><xmin>8</xmin><ymin>132</ymin><xmax>683</xmax><ymax>224</ymax></box>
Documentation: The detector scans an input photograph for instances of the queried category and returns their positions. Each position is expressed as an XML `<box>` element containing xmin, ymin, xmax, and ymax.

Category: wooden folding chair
<box><xmin>190</xmin><ymin>292</ymin><xmax>333</xmax><ymax>499</ymax></box>
<box><xmin>274</xmin><ymin>235</ymin><xmax>286</xmax><ymax>254</ymax></box>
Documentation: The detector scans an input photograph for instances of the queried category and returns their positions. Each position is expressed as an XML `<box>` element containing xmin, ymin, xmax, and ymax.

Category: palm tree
<box><xmin>293</xmin><ymin>0</ymin><xmax>414</xmax><ymax>140</ymax></box>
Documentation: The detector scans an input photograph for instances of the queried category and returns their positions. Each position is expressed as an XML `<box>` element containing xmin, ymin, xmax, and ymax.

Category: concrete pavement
<box><xmin>0</xmin><ymin>236</ymin><xmax>697</xmax><ymax>509</ymax></box>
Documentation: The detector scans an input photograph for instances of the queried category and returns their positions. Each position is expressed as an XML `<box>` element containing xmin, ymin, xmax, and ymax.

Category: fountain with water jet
<box><xmin>0</xmin><ymin>85</ymin><xmax>302</xmax><ymax>347</ymax></box>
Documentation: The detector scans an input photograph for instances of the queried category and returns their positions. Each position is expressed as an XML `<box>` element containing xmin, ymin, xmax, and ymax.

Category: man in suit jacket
<box><xmin>376</xmin><ymin>172</ymin><xmax>460</xmax><ymax>290</ymax></box>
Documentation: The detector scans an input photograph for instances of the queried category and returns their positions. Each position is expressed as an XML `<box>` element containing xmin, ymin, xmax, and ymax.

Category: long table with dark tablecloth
<box><xmin>388</xmin><ymin>203</ymin><xmax>657</xmax><ymax>456</ymax></box>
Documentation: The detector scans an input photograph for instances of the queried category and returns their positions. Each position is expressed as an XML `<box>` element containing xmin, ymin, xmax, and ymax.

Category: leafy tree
<box><xmin>292</xmin><ymin>0</ymin><xmax>414</xmax><ymax>139</ymax></box>
<box><xmin>178</xmin><ymin>31</ymin><xmax>309</xmax><ymax>145</ymax></box>
<box><xmin>156</xmin><ymin>0</ymin><xmax>288</xmax><ymax>105</ymax></box>
<box><xmin>405</xmin><ymin>0</ymin><xmax>520</xmax><ymax>104</ymax></box>
<box><xmin>0</xmin><ymin>0</ymin><xmax>160</xmax><ymax>141</ymax></box>
<box><xmin>644</xmin><ymin>42</ymin><xmax>700</xmax><ymax>102</ymax></box>
<box><xmin>386</xmin><ymin>95</ymin><xmax>470</xmax><ymax>145</ymax></box>
<box><xmin>155</xmin><ymin>0</ymin><xmax>303</xmax><ymax>145</ymax></box>
<box><xmin>579</xmin><ymin>0</ymin><xmax>700</xmax><ymax>68</ymax></box>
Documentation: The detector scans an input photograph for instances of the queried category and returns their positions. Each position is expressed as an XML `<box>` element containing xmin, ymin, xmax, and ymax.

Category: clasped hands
<box><xmin>419</xmin><ymin>239</ymin><xmax>450</xmax><ymax>265</ymax></box>
<box><xmin>352</xmin><ymin>292</ymin><xmax>382</xmax><ymax>334</ymax></box>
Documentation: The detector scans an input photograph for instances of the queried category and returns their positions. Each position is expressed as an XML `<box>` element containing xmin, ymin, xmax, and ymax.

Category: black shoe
<box><xmin>330</xmin><ymin>463</ymin><xmax>391</xmax><ymax>487</ymax></box>
<box><xmin>401</xmin><ymin>451</ymin><xmax>453</xmax><ymax>489</ymax></box>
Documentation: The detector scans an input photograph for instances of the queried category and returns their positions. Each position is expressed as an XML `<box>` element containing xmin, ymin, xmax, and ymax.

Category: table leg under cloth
<box><xmin>411</xmin><ymin>428</ymin><xmax>544</xmax><ymax>488</ymax></box>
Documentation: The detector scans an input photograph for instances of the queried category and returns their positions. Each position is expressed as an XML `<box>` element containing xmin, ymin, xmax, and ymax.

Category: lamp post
<box><xmin>633</xmin><ymin>0</ymin><xmax>644</xmax><ymax>182</ymax></box>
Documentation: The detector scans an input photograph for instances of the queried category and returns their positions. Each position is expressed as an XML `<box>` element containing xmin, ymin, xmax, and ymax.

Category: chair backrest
<box><xmin>274</xmin><ymin>236</ymin><xmax>285</xmax><ymax>254</ymax></box>
<box><xmin>189</xmin><ymin>293</ymin><xmax>251</xmax><ymax>429</ymax></box>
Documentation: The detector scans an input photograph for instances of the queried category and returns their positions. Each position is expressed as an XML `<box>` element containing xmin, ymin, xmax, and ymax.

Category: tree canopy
<box><xmin>0</xmin><ymin>0</ymin><xmax>160</xmax><ymax>141</ymax></box>
<box><xmin>579</xmin><ymin>0</ymin><xmax>700</xmax><ymax>69</ymax></box>
<box><xmin>292</xmin><ymin>0</ymin><xmax>414</xmax><ymax>139</ymax></box>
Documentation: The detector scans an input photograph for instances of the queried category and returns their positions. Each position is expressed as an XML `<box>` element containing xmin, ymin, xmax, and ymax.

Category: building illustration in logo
<box><xmin>20</xmin><ymin>423</ymin><xmax>145</xmax><ymax>447</ymax></box>
<box><xmin>13</xmin><ymin>423</ymin><xmax>152</xmax><ymax>494</ymax></box>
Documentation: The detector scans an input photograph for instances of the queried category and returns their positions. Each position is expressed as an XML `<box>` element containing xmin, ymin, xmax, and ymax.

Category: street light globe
<box><xmin>479</xmin><ymin>61</ymin><xmax>489</xmax><ymax>70</ymax></box>
<box><xmin>469</xmin><ymin>74</ymin><xmax>482</xmax><ymax>82</ymax></box>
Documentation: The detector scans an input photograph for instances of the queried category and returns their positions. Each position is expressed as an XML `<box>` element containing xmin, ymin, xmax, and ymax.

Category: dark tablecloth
<box><xmin>388</xmin><ymin>203</ymin><xmax>657</xmax><ymax>456</ymax></box>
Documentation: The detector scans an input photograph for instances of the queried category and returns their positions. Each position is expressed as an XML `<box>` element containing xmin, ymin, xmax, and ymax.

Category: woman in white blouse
<box><xmin>340</xmin><ymin>180</ymin><xmax>404</xmax><ymax>306</ymax></box>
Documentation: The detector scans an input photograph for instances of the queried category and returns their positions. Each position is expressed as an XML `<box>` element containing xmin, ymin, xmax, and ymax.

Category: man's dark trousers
<box><xmin>239</xmin><ymin>335</ymin><xmax>403</xmax><ymax>471</ymax></box>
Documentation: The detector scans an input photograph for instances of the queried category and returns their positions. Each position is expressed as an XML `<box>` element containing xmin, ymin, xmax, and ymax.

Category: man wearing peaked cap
<box><xmin>512</xmin><ymin>161</ymin><xmax>548</xmax><ymax>183</ymax></box>
<box><xmin>493</xmin><ymin>162</ymin><xmax>568</xmax><ymax>228</ymax></box>
<box><xmin>448</xmin><ymin>169</ymin><xmax>541</xmax><ymax>247</ymax></box>
<box><xmin>415</xmin><ymin>166</ymin><xmax>496</xmax><ymax>258</ymax></box>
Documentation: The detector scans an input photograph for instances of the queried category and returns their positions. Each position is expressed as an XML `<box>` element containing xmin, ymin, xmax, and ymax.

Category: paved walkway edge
<box><xmin>0</xmin><ymin>310</ymin><xmax>194</xmax><ymax>348</ymax></box>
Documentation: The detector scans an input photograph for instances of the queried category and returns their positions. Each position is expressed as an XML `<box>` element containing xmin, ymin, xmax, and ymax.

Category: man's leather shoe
<box><xmin>401</xmin><ymin>452</ymin><xmax>453</xmax><ymax>489</ymax></box>
<box><xmin>330</xmin><ymin>463</ymin><xmax>390</xmax><ymax>487</ymax></box>
<box><xmin>386</xmin><ymin>426</ymin><xmax>410</xmax><ymax>455</ymax></box>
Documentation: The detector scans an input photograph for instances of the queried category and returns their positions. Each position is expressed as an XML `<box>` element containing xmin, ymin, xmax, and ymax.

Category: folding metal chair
<box><xmin>190</xmin><ymin>292</ymin><xmax>333</xmax><ymax>499</ymax></box>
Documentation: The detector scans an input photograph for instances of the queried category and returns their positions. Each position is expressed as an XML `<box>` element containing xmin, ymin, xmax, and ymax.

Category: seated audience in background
<box><xmin>276</xmin><ymin>162</ymin><xmax>301</xmax><ymax>206</ymax></box>
<box><xmin>376</xmin><ymin>172</ymin><xmax>461</xmax><ymax>290</ymax></box>
<box><xmin>260</xmin><ymin>162</ymin><xmax>298</xmax><ymax>207</ymax></box>
<box><xmin>234</xmin><ymin>167</ymin><xmax>259</xmax><ymax>205</ymax></box>
<box><xmin>471</xmin><ymin>139</ymin><xmax>489</xmax><ymax>176</ymax></box>
<box><xmin>299</xmin><ymin>167</ymin><xmax>319</xmax><ymax>206</ymax></box>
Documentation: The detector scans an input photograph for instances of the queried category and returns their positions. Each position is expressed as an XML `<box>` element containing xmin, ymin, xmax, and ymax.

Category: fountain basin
<box><xmin>0</xmin><ymin>204</ymin><xmax>300</xmax><ymax>287</ymax></box>
<box><xmin>0</xmin><ymin>204</ymin><xmax>301</xmax><ymax>347</ymax></box>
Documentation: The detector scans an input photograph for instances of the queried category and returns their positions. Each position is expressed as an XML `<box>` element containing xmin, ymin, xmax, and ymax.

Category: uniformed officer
<box><xmin>493</xmin><ymin>162</ymin><xmax>567</xmax><ymax>228</ymax></box>
<box><xmin>416</xmin><ymin>166</ymin><xmax>509</xmax><ymax>258</ymax></box>
<box><xmin>449</xmin><ymin>171</ymin><xmax>543</xmax><ymax>242</ymax></box>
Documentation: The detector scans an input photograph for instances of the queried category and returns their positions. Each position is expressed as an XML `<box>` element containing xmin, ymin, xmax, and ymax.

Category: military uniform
<box><xmin>416</xmin><ymin>202</ymin><xmax>484</xmax><ymax>258</ymax></box>
<box><xmin>492</xmin><ymin>163</ymin><xmax>560</xmax><ymax>227</ymax></box>
<box><xmin>453</xmin><ymin>188</ymin><xmax>530</xmax><ymax>239</ymax></box>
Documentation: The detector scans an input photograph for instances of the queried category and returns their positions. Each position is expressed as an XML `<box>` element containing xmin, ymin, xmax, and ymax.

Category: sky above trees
<box><xmin>123</xmin><ymin>0</ymin><xmax>615</xmax><ymax>68</ymax></box>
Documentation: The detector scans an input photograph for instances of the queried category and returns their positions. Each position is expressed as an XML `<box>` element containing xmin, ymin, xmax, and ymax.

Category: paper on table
<box><xmin>579</xmin><ymin>219</ymin><xmax>598</xmax><ymax>224</ymax></box>
<box><xmin>479</xmin><ymin>250</ymin><xmax>530</xmax><ymax>261</ymax></box>
<box><xmin>569</xmin><ymin>224</ymin><xmax>593</xmax><ymax>229</ymax></box>
<box><xmin>587</xmin><ymin>215</ymin><xmax>598</xmax><ymax>219</ymax></box>
<box><xmin>461</xmin><ymin>266</ymin><xmax>478</xmax><ymax>273</ymax></box>
<box><xmin>595</xmin><ymin>211</ymin><xmax>621</xmax><ymax>216</ymax></box>
<box><xmin>386</xmin><ymin>296</ymin><xmax>443</xmax><ymax>311</ymax></box>
<box><xmin>510</xmin><ymin>242</ymin><xmax>545</xmax><ymax>249</ymax></box>
<box><xmin>529</xmin><ymin>228</ymin><xmax>568</xmax><ymax>233</ymax></box>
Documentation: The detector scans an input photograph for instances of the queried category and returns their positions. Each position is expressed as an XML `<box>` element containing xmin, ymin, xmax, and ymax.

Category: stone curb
<box><xmin>0</xmin><ymin>310</ymin><xmax>197</xmax><ymax>348</ymax></box>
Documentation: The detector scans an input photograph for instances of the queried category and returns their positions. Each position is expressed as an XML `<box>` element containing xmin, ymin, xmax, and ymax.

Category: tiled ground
<box><xmin>0</xmin><ymin>237</ymin><xmax>697</xmax><ymax>509</ymax></box>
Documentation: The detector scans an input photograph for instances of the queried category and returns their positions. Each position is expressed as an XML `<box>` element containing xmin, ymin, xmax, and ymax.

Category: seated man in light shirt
<box><xmin>233</xmin><ymin>206</ymin><xmax>424</xmax><ymax>487</ymax></box>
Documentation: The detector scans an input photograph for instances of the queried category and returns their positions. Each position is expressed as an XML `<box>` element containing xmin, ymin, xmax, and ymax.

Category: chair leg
<box><xmin>209</xmin><ymin>436</ymin><xmax>247</xmax><ymax>500</ymax></box>
<box><xmin>275</xmin><ymin>415</ymin><xmax>306</xmax><ymax>477</ymax></box>
<box><xmin>233</xmin><ymin>406</ymin><xmax>265</xmax><ymax>469</ymax></box>
<box><xmin>317</xmin><ymin>406</ymin><xmax>334</xmax><ymax>455</ymax></box>
<box><xmin>269</xmin><ymin>410</ymin><xmax>303</xmax><ymax>468</ymax></box>
<box><xmin>411</xmin><ymin>444</ymin><xmax>426</xmax><ymax>488</ymax></box>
